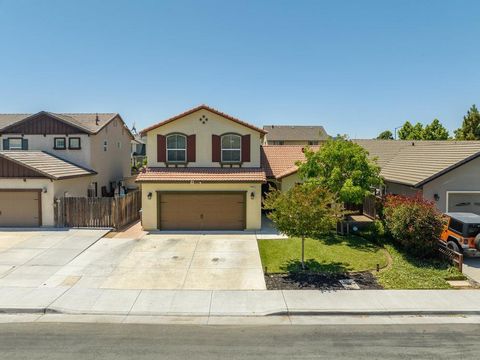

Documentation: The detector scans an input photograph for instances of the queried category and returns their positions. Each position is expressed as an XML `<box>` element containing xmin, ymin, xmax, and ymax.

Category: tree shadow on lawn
<box><xmin>315</xmin><ymin>233</ymin><xmax>381</xmax><ymax>253</ymax></box>
<box><xmin>280</xmin><ymin>259</ymin><xmax>349</xmax><ymax>274</ymax></box>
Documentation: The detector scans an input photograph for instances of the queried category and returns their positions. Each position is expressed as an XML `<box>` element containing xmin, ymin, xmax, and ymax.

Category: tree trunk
<box><xmin>301</xmin><ymin>236</ymin><xmax>305</xmax><ymax>270</ymax></box>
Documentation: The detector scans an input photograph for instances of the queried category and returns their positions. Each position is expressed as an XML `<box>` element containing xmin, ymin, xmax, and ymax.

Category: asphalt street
<box><xmin>0</xmin><ymin>323</ymin><xmax>479</xmax><ymax>359</ymax></box>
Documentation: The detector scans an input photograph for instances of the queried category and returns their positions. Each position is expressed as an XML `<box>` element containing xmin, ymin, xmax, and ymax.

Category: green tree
<box><xmin>454</xmin><ymin>105</ymin><xmax>480</xmax><ymax>140</ymax></box>
<box><xmin>297</xmin><ymin>137</ymin><xmax>382</xmax><ymax>205</ymax></box>
<box><xmin>376</xmin><ymin>130</ymin><xmax>394</xmax><ymax>140</ymax></box>
<box><xmin>397</xmin><ymin>121</ymin><xmax>413</xmax><ymax>140</ymax></box>
<box><xmin>398</xmin><ymin>121</ymin><xmax>424</xmax><ymax>140</ymax></box>
<box><xmin>263</xmin><ymin>183</ymin><xmax>342</xmax><ymax>269</ymax></box>
<box><xmin>423</xmin><ymin>119</ymin><xmax>449</xmax><ymax>140</ymax></box>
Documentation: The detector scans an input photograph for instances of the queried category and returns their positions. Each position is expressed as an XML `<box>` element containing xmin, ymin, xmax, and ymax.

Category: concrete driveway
<box><xmin>463</xmin><ymin>258</ymin><xmax>480</xmax><ymax>284</ymax></box>
<box><xmin>45</xmin><ymin>230</ymin><xmax>266</xmax><ymax>290</ymax></box>
<box><xmin>0</xmin><ymin>229</ymin><xmax>109</xmax><ymax>287</ymax></box>
<box><xmin>0</xmin><ymin>225</ymin><xmax>266</xmax><ymax>290</ymax></box>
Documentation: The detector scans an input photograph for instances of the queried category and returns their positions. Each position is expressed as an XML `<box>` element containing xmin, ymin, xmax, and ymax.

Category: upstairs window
<box><xmin>221</xmin><ymin>134</ymin><xmax>241</xmax><ymax>162</ymax></box>
<box><xmin>8</xmin><ymin>138</ymin><xmax>23</xmax><ymax>150</ymax></box>
<box><xmin>68</xmin><ymin>137</ymin><xmax>81</xmax><ymax>149</ymax></box>
<box><xmin>166</xmin><ymin>134</ymin><xmax>186</xmax><ymax>162</ymax></box>
<box><xmin>54</xmin><ymin>137</ymin><xmax>66</xmax><ymax>150</ymax></box>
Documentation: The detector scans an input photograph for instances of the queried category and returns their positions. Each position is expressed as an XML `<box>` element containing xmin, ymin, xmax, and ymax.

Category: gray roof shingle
<box><xmin>0</xmin><ymin>112</ymin><xmax>119</xmax><ymax>134</ymax></box>
<box><xmin>263</xmin><ymin>125</ymin><xmax>329</xmax><ymax>141</ymax></box>
<box><xmin>0</xmin><ymin>151</ymin><xmax>96</xmax><ymax>180</ymax></box>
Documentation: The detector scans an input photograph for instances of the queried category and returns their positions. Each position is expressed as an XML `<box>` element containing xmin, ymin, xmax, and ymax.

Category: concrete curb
<box><xmin>2</xmin><ymin>307</ymin><xmax>480</xmax><ymax>317</ymax></box>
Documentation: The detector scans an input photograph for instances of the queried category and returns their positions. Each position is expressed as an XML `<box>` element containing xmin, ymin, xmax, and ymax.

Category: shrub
<box><xmin>359</xmin><ymin>220</ymin><xmax>385</xmax><ymax>244</ymax></box>
<box><xmin>383</xmin><ymin>194</ymin><xmax>444</xmax><ymax>258</ymax></box>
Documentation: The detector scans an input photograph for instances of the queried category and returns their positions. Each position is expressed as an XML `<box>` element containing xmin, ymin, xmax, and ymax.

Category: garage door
<box><xmin>0</xmin><ymin>190</ymin><xmax>41</xmax><ymax>227</ymax></box>
<box><xmin>448</xmin><ymin>193</ymin><xmax>480</xmax><ymax>215</ymax></box>
<box><xmin>158</xmin><ymin>192</ymin><xmax>245</xmax><ymax>230</ymax></box>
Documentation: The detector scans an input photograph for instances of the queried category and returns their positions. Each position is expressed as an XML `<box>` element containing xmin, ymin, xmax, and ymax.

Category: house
<box><xmin>263</xmin><ymin>125</ymin><xmax>329</xmax><ymax>145</ymax></box>
<box><xmin>0</xmin><ymin>111</ymin><xmax>133</xmax><ymax>227</ymax></box>
<box><xmin>137</xmin><ymin>105</ymin><xmax>266</xmax><ymax>231</ymax></box>
<box><xmin>131</xmin><ymin>132</ymin><xmax>146</xmax><ymax>169</ymax></box>
<box><xmin>261</xmin><ymin>145</ymin><xmax>318</xmax><ymax>192</ymax></box>
<box><xmin>261</xmin><ymin>140</ymin><xmax>480</xmax><ymax>215</ymax></box>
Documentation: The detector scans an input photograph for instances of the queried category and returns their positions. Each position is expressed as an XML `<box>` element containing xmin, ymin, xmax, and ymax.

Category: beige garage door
<box><xmin>448</xmin><ymin>193</ymin><xmax>480</xmax><ymax>215</ymax></box>
<box><xmin>158</xmin><ymin>192</ymin><xmax>246</xmax><ymax>230</ymax></box>
<box><xmin>0</xmin><ymin>190</ymin><xmax>41</xmax><ymax>227</ymax></box>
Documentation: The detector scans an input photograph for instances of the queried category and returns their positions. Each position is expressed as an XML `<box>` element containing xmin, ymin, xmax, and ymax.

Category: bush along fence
<box><xmin>54</xmin><ymin>190</ymin><xmax>141</xmax><ymax>230</ymax></box>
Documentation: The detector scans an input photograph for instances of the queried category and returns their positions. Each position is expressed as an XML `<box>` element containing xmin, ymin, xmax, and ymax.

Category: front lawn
<box><xmin>377</xmin><ymin>244</ymin><xmax>465</xmax><ymax>289</ymax></box>
<box><xmin>258</xmin><ymin>234</ymin><xmax>388</xmax><ymax>273</ymax></box>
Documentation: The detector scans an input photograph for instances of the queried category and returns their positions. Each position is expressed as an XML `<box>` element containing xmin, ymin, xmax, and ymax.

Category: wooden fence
<box><xmin>363</xmin><ymin>195</ymin><xmax>381</xmax><ymax>219</ymax></box>
<box><xmin>54</xmin><ymin>190</ymin><xmax>141</xmax><ymax>230</ymax></box>
<box><xmin>438</xmin><ymin>240</ymin><xmax>463</xmax><ymax>272</ymax></box>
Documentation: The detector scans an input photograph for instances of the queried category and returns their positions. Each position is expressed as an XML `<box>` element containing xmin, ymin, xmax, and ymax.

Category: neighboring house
<box><xmin>261</xmin><ymin>140</ymin><xmax>480</xmax><ymax>215</ymax></box>
<box><xmin>0</xmin><ymin>111</ymin><xmax>133</xmax><ymax>227</ymax></box>
<box><xmin>263</xmin><ymin>125</ymin><xmax>329</xmax><ymax>145</ymax></box>
<box><xmin>137</xmin><ymin>105</ymin><xmax>266</xmax><ymax>231</ymax></box>
<box><xmin>131</xmin><ymin>133</ymin><xmax>146</xmax><ymax>168</ymax></box>
<box><xmin>261</xmin><ymin>145</ymin><xmax>319</xmax><ymax>192</ymax></box>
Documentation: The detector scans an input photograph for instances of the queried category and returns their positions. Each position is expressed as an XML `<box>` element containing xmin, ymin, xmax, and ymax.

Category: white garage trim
<box><xmin>446</xmin><ymin>191</ymin><xmax>480</xmax><ymax>212</ymax></box>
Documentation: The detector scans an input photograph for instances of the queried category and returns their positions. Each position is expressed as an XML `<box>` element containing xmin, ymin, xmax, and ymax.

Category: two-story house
<box><xmin>137</xmin><ymin>105</ymin><xmax>266</xmax><ymax>231</ymax></box>
<box><xmin>0</xmin><ymin>111</ymin><xmax>133</xmax><ymax>227</ymax></box>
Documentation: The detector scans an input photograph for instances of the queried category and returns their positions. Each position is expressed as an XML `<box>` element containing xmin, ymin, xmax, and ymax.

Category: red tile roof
<box><xmin>140</xmin><ymin>105</ymin><xmax>267</xmax><ymax>136</ymax></box>
<box><xmin>136</xmin><ymin>167</ymin><xmax>266</xmax><ymax>183</ymax></box>
<box><xmin>261</xmin><ymin>145</ymin><xmax>319</xmax><ymax>179</ymax></box>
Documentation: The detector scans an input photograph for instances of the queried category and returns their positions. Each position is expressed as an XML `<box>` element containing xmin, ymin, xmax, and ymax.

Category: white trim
<box><xmin>446</xmin><ymin>191</ymin><xmax>480</xmax><ymax>212</ymax></box>
<box><xmin>221</xmin><ymin>134</ymin><xmax>242</xmax><ymax>163</ymax></box>
<box><xmin>166</xmin><ymin>134</ymin><xmax>187</xmax><ymax>163</ymax></box>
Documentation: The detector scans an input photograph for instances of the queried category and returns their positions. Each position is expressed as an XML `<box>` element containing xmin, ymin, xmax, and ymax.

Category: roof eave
<box><xmin>140</xmin><ymin>105</ymin><xmax>267</xmax><ymax>136</ymax></box>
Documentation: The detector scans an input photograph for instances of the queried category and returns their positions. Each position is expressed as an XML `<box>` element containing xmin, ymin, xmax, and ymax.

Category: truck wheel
<box><xmin>447</xmin><ymin>240</ymin><xmax>461</xmax><ymax>253</ymax></box>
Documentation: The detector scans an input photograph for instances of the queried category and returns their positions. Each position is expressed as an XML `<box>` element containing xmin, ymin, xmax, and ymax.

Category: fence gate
<box><xmin>55</xmin><ymin>190</ymin><xmax>141</xmax><ymax>229</ymax></box>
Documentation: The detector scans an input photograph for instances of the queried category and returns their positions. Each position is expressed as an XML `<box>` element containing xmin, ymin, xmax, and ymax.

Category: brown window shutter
<box><xmin>241</xmin><ymin>134</ymin><xmax>251</xmax><ymax>162</ymax></box>
<box><xmin>187</xmin><ymin>134</ymin><xmax>196</xmax><ymax>162</ymax></box>
<box><xmin>157</xmin><ymin>134</ymin><xmax>166</xmax><ymax>162</ymax></box>
<box><xmin>212</xmin><ymin>135</ymin><xmax>221</xmax><ymax>162</ymax></box>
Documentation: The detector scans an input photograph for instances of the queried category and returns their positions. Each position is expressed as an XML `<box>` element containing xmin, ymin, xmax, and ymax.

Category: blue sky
<box><xmin>0</xmin><ymin>0</ymin><xmax>479</xmax><ymax>138</ymax></box>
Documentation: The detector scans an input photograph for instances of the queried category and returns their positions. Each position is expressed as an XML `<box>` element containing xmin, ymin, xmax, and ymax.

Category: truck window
<box><xmin>449</xmin><ymin>219</ymin><xmax>463</xmax><ymax>234</ymax></box>
<box><xmin>467</xmin><ymin>224</ymin><xmax>480</xmax><ymax>237</ymax></box>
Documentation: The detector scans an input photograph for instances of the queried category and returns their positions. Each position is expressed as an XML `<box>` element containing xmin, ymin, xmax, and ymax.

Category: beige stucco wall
<box><xmin>385</xmin><ymin>181</ymin><xmax>420</xmax><ymax>197</ymax></box>
<box><xmin>89</xmin><ymin>117</ymin><xmax>132</xmax><ymax>193</ymax></box>
<box><xmin>1</xmin><ymin>134</ymin><xmax>92</xmax><ymax>168</ymax></box>
<box><xmin>146</xmin><ymin>109</ymin><xmax>263</xmax><ymax>168</ymax></box>
<box><xmin>140</xmin><ymin>182</ymin><xmax>262</xmax><ymax>230</ymax></box>
<box><xmin>422</xmin><ymin>156</ymin><xmax>480</xmax><ymax>213</ymax></box>
<box><xmin>53</xmin><ymin>176</ymin><xmax>93</xmax><ymax>198</ymax></box>
<box><xmin>280</xmin><ymin>172</ymin><xmax>301</xmax><ymax>192</ymax></box>
<box><xmin>0</xmin><ymin>178</ymin><xmax>55</xmax><ymax>226</ymax></box>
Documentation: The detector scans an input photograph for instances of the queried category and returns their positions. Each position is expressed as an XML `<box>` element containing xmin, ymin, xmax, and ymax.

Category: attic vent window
<box><xmin>199</xmin><ymin>115</ymin><xmax>209</xmax><ymax>124</ymax></box>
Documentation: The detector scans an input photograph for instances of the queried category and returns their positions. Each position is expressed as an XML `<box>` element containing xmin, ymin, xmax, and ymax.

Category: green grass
<box><xmin>258</xmin><ymin>234</ymin><xmax>388</xmax><ymax>273</ymax></box>
<box><xmin>376</xmin><ymin>244</ymin><xmax>465</xmax><ymax>289</ymax></box>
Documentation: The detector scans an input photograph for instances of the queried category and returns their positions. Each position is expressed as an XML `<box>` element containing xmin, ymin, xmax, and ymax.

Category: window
<box><xmin>8</xmin><ymin>138</ymin><xmax>23</xmax><ymax>150</ymax></box>
<box><xmin>68</xmin><ymin>137</ymin><xmax>81</xmax><ymax>149</ymax></box>
<box><xmin>221</xmin><ymin>134</ymin><xmax>241</xmax><ymax>162</ymax></box>
<box><xmin>166</xmin><ymin>134</ymin><xmax>186</xmax><ymax>162</ymax></box>
<box><xmin>272</xmin><ymin>140</ymin><xmax>284</xmax><ymax>145</ymax></box>
<box><xmin>54</xmin><ymin>137</ymin><xmax>66</xmax><ymax>150</ymax></box>
<box><xmin>449</xmin><ymin>219</ymin><xmax>463</xmax><ymax>234</ymax></box>
<box><xmin>103</xmin><ymin>140</ymin><xmax>108</xmax><ymax>152</ymax></box>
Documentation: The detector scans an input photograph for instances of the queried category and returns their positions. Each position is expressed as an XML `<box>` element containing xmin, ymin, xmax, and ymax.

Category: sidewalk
<box><xmin>1</xmin><ymin>287</ymin><xmax>480</xmax><ymax>317</ymax></box>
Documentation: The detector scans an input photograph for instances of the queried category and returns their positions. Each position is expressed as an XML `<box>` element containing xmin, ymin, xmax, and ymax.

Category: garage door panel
<box><xmin>448</xmin><ymin>193</ymin><xmax>480</xmax><ymax>215</ymax></box>
<box><xmin>0</xmin><ymin>191</ymin><xmax>40</xmax><ymax>227</ymax></box>
<box><xmin>159</xmin><ymin>192</ymin><xmax>245</xmax><ymax>230</ymax></box>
